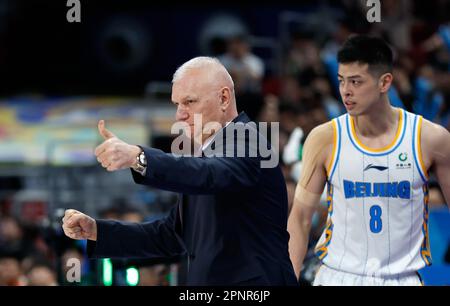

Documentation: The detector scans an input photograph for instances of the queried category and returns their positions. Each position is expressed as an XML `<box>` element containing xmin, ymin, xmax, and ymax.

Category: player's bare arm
<box><xmin>288</xmin><ymin>121</ymin><xmax>334</xmax><ymax>279</ymax></box>
<box><xmin>421</xmin><ymin>119</ymin><xmax>450</xmax><ymax>207</ymax></box>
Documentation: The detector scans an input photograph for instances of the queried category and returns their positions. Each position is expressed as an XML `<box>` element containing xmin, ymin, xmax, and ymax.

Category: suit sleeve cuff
<box><xmin>86</xmin><ymin>219</ymin><xmax>108</xmax><ymax>259</ymax></box>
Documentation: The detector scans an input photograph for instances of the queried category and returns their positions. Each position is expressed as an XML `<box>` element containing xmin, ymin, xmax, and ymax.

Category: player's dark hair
<box><xmin>337</xmin><ymin>35</ymin><xmax>393</xmax><ymax>76</ymax></box>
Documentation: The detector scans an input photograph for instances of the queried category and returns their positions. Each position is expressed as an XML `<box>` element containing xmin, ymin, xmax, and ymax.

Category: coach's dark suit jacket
<box><xmin>88</xmin><ymin>112</ymin><xmax>298</xmax><ymax>286</ymax></box>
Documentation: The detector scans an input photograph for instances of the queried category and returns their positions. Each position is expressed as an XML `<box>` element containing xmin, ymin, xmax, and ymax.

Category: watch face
<box><xmin>139</xmin><ymin>153</ymin><xmax>146</xmax><ymax>164</ymax></box>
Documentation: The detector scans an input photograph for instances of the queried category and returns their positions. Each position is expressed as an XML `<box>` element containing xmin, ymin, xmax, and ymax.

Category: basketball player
<box><xmin>288</xmin><ymin>35</ymin><xmax>450</xmax><ymax>286</ymax></box>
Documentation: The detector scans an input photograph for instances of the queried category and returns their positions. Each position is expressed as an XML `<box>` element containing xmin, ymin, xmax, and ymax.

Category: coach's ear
<box><xmin>379</xmin><ymin>73</ymin><xmax>393</xmax><ymax>94</ymax></box>
<box><xmin>219</xmin><ymin>86</ymin><xmax>232</xmax><ymax>112</ymax></box>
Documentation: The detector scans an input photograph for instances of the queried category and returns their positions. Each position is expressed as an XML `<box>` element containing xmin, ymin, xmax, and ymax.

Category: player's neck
<box><xmin>353</xmin><ymin>99</ymin><xmax>398</xmax><ymax>137</ymax></box>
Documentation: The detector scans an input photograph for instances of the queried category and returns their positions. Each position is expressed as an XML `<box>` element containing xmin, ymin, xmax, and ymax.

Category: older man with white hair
<box><xmin>62</xmin><ymin>57</ymin><xmax>298</xmax><ymax>286</ymax></box>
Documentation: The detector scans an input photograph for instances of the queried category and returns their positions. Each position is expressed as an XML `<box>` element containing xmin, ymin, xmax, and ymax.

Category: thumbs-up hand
<box><xmin>94</xmin><ymin>120</ymin><xmax>142</xmax><ymax>171</ymax></box>
<box><xmin>98</xmin><ymin>119</ymin><xmax>116</xmax><ymax>140</ymax></box>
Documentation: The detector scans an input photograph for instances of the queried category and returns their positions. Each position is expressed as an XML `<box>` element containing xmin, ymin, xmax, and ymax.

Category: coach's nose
<box><xmin>176</xmin><ymin>105</ymin><xmax>189</xmax><ymax>122</ymax></box>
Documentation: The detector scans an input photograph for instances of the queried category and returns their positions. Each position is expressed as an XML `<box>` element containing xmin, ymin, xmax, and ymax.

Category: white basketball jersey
<box><xmin>315</xmin><ymin>108</ymin><xmax>431</xmax><ymax>277</ymax></box>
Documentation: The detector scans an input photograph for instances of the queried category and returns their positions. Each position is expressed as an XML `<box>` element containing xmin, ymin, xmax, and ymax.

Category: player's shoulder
<box><xmin>305</xmin><ymin>120</ymin><xmax>335</xmax><ymax>144</ymax></box>
<box><xmin>420</xmin><ymin>117</ymin><xmax>450</xmax><ymax>147</ymax></box>
<box><xmin>302</xmin><ymin>121</ymin><xmax>335</xmax><ymax>166</ymax></box>
<box><xmin>417</xmin><ymin>117</ymin><xmax>450</xmax><ymax>166</ymax></box>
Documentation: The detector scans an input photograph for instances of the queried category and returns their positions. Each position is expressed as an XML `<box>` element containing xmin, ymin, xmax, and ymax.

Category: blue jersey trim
<box><xmin>412</xmin><ymin>115</ymin><xmax>427</xmax><ymax>183</ymax></box>
<box><xmin>328</xmin><ymin>119</ymin><xmax>341</xmax><ymax>182</ymax></box>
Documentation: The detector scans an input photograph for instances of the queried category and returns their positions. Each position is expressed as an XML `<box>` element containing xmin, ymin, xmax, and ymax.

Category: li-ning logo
<box><xmin>364</xmin><ymin>164</ymin><xmax>388</xmax><ymax>171</ymax></box>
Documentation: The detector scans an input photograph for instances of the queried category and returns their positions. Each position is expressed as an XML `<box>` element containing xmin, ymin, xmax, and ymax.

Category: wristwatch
<box><xmin>132</xmin><ymin>149</ymin><xmax>147</xmax><ymax>175</ymax></box>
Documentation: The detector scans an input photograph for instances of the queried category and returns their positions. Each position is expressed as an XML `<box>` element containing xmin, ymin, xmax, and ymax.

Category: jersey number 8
<box><xmin>370</xmin><ymin>205</ymin><xmax>382</xmax><ymax>233</ymax></box>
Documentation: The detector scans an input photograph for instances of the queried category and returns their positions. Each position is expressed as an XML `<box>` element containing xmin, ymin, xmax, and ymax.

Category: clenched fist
<box><xmin>62</xmin><ymin>209</ymin><xmax>97</xmax><ymax>241</ymax></box>
<box><xmin>94</xmin><ymin>120</ymin><xmax>141</xmax><ymax>171</ymax></box>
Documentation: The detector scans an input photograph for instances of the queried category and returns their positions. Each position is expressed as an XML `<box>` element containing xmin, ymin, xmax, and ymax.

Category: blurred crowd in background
<box><xmin>0</xmin><ymin>0</ymin><xmax>449</xmax><ymax>285</ymax></box>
